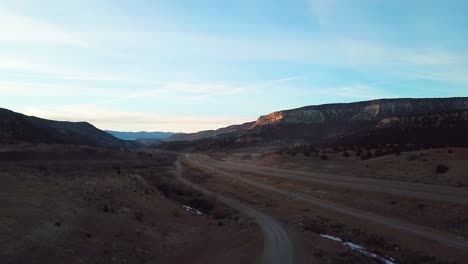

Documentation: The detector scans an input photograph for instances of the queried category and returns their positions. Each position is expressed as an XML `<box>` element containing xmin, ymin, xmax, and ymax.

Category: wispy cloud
<box><xmin>17</xmin><ymin>105</ymin><xmax>251</xmax><ymax>133</ymax></box>
<box><xmin>94</xmin><ymin>74</ymin><xmax>309</xmax><ymax>105</ymax></box>
<box><xmin>0</xmin><ymin>56</ymin><xmax>165</xmax><ymax>84</ymax></box>
<box><xmin>0</xmin><ymin>6</ymin><xmax>86</xmax><ymax>47</ymax></box>
<box><xmin>306</xmin><ymin>0</ymin><xmax>336</xmax><ymax>26</ymax></box>
<box><xmin>0</xmin><ymin>80</ymin><xmax>127</xmax><ymax>97</ymax></box>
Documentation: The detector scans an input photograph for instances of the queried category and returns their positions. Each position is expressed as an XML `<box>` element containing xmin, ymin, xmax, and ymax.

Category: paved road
<box><xmin>186</xmin><ymin>155</ymin><xmax>468</xmax><ymax>250</ymax></box>
<box><xmin>174</xmin><ymin>158</ymin><xmax>294</xmax><ymax>264</ymax></box>
<box><xmin>192</xmin><ymin>155</ymin><xmax>468</xmax><ymax>205</ymax></box>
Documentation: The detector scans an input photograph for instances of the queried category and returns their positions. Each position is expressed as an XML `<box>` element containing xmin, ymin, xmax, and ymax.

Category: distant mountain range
<box><xmin>3</xmin><ymin>97</ymin><xmax>468</xmax><ymax>151</ymax></box>
<box><xmin>0</xmin><ymin>108</ymin><xmax>137</xmax><ymax>149</ymax></box>
<box><xmin>164</xmin><ymin>122</ymin><xmax>254</xmax><ymax>142</ymax></box>
<box><xmin>157</xmin><ymin>97</ymin><xmax>468</xmax><ymax>151</ymax></box>
<box><xmin>106</xmin><ymin>130</ymin><xmax>175</xmax><ymax>141</ymax></box>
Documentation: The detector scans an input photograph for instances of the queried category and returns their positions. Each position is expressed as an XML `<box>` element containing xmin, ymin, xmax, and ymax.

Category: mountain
<box><xmin>0</xmin><ymin>108</ymin><xmax>138</xmax><ymax>149</ymax></box>
<box><xmin>106</xmin><ymin>130</ymin><xmax>175</xmax><ymax>140</ymax></box>
<box><xmin>252</xmin><ymin>97</ymin><xmax>468</xmax><ymax>127</ymax></box>
<box><xmin>135</xmin><ymin>138</ymin><xmax>163</xmax><ymax>146</ymax></box>
<box><xmin>336</xmin><ymin>109</ymin><xmax>468</xmax><ymax>148</ymax></box>
<box><xmin>164</xmin><ymin>122</ymin><xmax>255</xmax><ymax>142</ymax></box>
<box><xmin>157</xmin><ymin>97</ymin><xmax>468</xmax><ymax>151</ymax></box>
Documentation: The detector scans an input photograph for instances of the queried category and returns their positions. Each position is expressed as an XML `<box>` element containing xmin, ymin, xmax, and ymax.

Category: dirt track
<box><xmin>175</xmin><ymin>158</ymin><xmax>295</xmax><ymax>264</ymax></box>
<box><xmin>186</xmin><ymin>154</ymin><xmax>468</xmax><ymax>250</ymax></box>
<box><xmin>194</xmin><ymin>155</ymin><xmax>468</xmax><ymax>205</ymax></box>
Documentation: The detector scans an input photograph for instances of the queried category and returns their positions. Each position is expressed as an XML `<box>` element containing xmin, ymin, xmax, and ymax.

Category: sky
<box><xmin>1</xmin><ymin>0</ymin><xmax>467</xmax><ymax>132</ymax></box>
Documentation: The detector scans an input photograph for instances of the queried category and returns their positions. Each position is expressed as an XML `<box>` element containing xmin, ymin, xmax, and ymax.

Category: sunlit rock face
<box><xmin>252</xmin><ymin>97</ymin><xmax>468</xmax><ymax>128</ymax></box>
<box><xmin>253</xmin><ymin>112</ymin><xmax>284</xmax><ymax>126</ymax></box>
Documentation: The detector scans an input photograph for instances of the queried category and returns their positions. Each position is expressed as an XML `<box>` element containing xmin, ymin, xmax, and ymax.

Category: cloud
<box><xmin>0</xmin><ymin>56</ymin><xmax>165</xmax><ymax>85</ymax></box>
<box><xmin>0</xmin><ymin>6</ymin><xmax>86</xmax><ymax>47</ymax></box>
<box><xmin>294</xmin><ymin>84</ymin><xmax>395</xmax><ymax>100</ymax></box>
<box><xmin>95</xmin><ymin>74</ymin><xmax>309</xmax><ymax>105</ymax></box>
<box><xmin>17</xmin><ymin>105</ymin><xmax>251</xmax><ymax>133</ymax></box>
<box><xmin>0</xmin><ymin>81</ymin><xmax>126</xmax><ymax>97</ymax></box>
<box><xmin>306</xmin><ymin>0</ymin><xmax>336</xmax><ymax>26</ymax></box>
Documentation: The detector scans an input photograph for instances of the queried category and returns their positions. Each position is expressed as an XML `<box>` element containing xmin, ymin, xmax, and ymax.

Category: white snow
<box><xmin>181</xmin><ymin>205</ymin><xmax>203</xmax><ymax>215</ymax></box>
<box><xmin>320</xmin><ymin>234</ymin><xmax>396</xmax><ymax>264</ymax></box>
<box><xmin>320</xmin><ymin>234</ymin><xmax>343</xmax><ymax>242</ymax></box>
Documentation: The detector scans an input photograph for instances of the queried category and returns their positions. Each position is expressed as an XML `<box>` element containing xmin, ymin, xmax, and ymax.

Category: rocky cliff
<box><xmin>252</xmin><ymin>97</ymin><xmax>468</xmax><ymax>127</ymax></box>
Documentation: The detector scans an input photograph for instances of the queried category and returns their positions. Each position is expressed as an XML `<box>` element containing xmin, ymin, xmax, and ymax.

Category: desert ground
<box><xmin>2</xmin><ymin>144</ymin><xmax>468</xmax><ymax>263</ymax></box>
<box><xmin>179</xmin><ymin>147</ymin><xmax>468</xmax><ymax>263</ymax></box>
<box><xmin>0</xmin><ymin>144</ymin><xmax>261</xmax><ymax>264</ymax></box>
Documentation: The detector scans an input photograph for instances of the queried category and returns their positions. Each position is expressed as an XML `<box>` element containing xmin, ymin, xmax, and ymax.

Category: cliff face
<box><xmin>252</xmin><ymin>97</ymin><xmax>468</xmax><ymax>127</ymax></box>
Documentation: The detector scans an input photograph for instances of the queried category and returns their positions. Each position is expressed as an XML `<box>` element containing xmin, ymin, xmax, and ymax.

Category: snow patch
<box><xmin>320</xmin><ymin>234</ymin><xmax>396</xmax><ymax>264</ymax></box>
<box><xmin>181</xmin><ymin>205</ymin><xmax>203</xmax><ymax>215</ymax></box>
<box><xmin>320</xmin><ymin>234</ymin><xmax>343</xmax><ymax>242</ymax></box>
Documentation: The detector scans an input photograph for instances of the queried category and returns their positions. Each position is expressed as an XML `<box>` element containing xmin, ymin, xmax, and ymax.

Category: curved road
<box><xmin>185</xmin><ymin>155</ymin><xmax>468</xmax><ymax>250</ymax></box>
<box><xmin>174</xmin><ymin>158</ymin><xmax>294</xmax><ymax>264</ymax></box>
<box><xmin>193</xmin><ymin>155</ymin><xmax>468</xmax><ymax>205</ymax></box>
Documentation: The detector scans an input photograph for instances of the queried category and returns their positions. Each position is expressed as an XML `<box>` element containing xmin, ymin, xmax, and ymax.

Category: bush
<box><xmin>361</xmin><ymin>152</ymin><xmax>372</xmax><ymax>160</ymax></box>
<box><xmin>355</xmin><ymin>148</ymin><xmax>362</xmax><ymax>156</ymax></box>
<box><xmin>436</xmin><ymin>165</ymin><xmax>449</xmax><ymax>174</ymax></box>
<box><xmin>320</xmin><ymin>154</ymin><xmax>328</xmax><ymax>160</ymax></box>
<box><xmin>342</xmin><ymin>151</ymin><xmax>350</xmax><ymax>158</ymax></box>
<box><xmin>375</xmin><ymin>149</ymin><xmax>383</xmax><ymax>157</ymax></box>
<box><xmin>241</xmin><ymin>153</ymin><xmax>252</xmax><ymax>160</ymax></box>
<box><xmin>134</xmin><ymin>211</ymin><xmax>144</xmax><ymax>223</ymax></box>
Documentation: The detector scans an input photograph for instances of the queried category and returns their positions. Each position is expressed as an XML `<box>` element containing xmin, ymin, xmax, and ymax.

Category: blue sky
<box><xmin>1</xmin><ymin>0</ymin><xmax>467</xmax><ymax>132</ymax></box>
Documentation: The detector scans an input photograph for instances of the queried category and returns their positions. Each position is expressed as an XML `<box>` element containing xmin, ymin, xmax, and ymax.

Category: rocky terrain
<box><xmin>0</xmin><ymin>108</ymin><xmax>138</xmax><ymax>149</ymax></box>
<box><xmin>158</xmin><ymin>97</ymin><xmax>468</xmax><ymax>152</ymax></box>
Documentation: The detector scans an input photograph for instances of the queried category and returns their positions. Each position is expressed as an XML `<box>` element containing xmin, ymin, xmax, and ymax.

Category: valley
<box><xmin>2</xmin><ymin>97</ymin><xmax>468</xmax><ymax>263</ymax></box>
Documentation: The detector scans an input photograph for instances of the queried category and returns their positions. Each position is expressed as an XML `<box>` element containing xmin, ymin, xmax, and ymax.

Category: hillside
<box><xmin>106</xmin><ymin>130</ymin><xmax>175</xmax><ymax>140</ymax></box>
<box><xmin>165</xmin><ymin>122</ymin><xmax>255</xmax><ymax>142</ymax></box>
<box><xmin>158</xmin><ymin>97</ymin><xmax>468</xmax><ymax>151</ymax></box>
<box><xmin>0</xmin><ymin>108</ymin><xmax>137</xmax><ymax>149</ymax></box>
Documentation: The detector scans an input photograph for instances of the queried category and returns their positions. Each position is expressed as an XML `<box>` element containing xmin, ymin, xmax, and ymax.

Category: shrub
<box><xmin>320</xmin><ymin>154</ymin><xmax>328</xmax><ymax>160</ymax></box>
<box><xmin>342</xmin><ymin>151</ymin><xmax>350</xmax><ymax>158</ymax></box>
<box><xmin>361</xmin><ymin>152</ymin><xmax>372</xmax><ymax>160</ymax></box>
<box><xmin>241</xmin><ymin>153</ymin><xmax>252</xmax><ymax>160</ymax></box>
<box><xmin>135</xmin><ymin>211</ymin><xmax>144</xmax><ymax>223</ymax></box>
<box><xmin>356</xmin><ymin>149</ymin><xmax>362</xmax><ymax>156</ymax></box>
<box><xmin>436</xmin><ymin>165</ymin><xmax>449</xmax><ymax>174</ymax></box>
<box><xmin>375</xmin><ymin>149</ymin><xmax>383</xmax><ymax>157</ymax></box>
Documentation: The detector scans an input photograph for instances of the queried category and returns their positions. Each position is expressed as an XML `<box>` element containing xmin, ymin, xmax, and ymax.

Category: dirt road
<box><xmin>175</xmin><ymin>158</ymin><xmax>295</xmax><ymax>264</ymax></box>
<box><xmin>185</xmin><ymin>155</ymin><xmax>468</xmax><ymax>250</ymax></box>
<box><xmin>193</xmin><ymin>155</ymin><xmax>468</xmax><ymax>205</ymax></box>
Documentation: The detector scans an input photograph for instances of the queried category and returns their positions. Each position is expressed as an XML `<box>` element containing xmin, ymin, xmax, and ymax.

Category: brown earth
<box><xmin>182</xmin><ymin>151</ymin><xmax>468</xmax><ymax>263</ymax></box>
<box><xmin>225</xmin><ymin>147</ymin><xmax>468</xmax><ymax>187</ymax></box>
<box><xmin>0</xmin><ymin>145</ymin><xmax>261</xmax><ymax>264</ymax></box>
